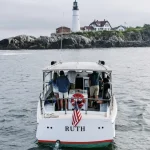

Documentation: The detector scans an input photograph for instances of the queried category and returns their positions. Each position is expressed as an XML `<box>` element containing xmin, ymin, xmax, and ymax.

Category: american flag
<box><xmin>72</xmin><ymin>101</ymin><xmax>82</xmax><ymax>127</ymax></box>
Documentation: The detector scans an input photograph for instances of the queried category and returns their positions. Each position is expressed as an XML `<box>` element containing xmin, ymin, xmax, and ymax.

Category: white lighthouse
<box><xmin>72</xmin><ymin>0</ymin><xmax>80</xmax><ymax>32</ymax></box>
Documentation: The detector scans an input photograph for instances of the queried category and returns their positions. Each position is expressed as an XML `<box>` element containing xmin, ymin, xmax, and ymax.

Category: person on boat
<box><xmin>89</xmin><ymin>71</ymin><xmax>103</xmax><ymax>107</ymax></box>
<box><xmin>49</xmin><ymin>72</ymin><xmax>60</xmax><ymax>110</ymax></box>
<box><xmin>67</xmin><ymin>70</ymin><xmax>77</xmax><ymax>89</ymax></box>
<box><xmin>103</xmin><ymin>78</ymin><xmax>111</xmax><ymax>99</ymax></box>
<box><xmin>56</xmin><ymin>70</ymin><xmax>70</xmax><ymax>111</ymax></box>
<box><xmin>97</xmin><ymin>78</ymin><xmax>110</xmax><ymax>104</ymax></box>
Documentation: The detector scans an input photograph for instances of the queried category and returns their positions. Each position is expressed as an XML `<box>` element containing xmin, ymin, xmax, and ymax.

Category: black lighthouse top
<box><xmin>73</xmin><ymin>0</ymin><xmax>79</xmax><ymax>10</ymax></box>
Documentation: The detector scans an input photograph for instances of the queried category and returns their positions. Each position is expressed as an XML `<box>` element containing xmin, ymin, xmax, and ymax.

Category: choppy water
<box><xmin>0</xmin><ymin>48</ymin><xmax>150</xmax><ymax>150</ymax></box>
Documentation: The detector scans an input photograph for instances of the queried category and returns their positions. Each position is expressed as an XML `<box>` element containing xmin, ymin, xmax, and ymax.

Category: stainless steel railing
<box><xmin>39</xmin><ymin>92</ymin><xmax>112</xmax><ymax>115</ymax></box>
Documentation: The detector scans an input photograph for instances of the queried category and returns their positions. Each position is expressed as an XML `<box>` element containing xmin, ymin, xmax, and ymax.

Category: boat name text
<box><xmin>65</xmin><ymin>126</ymin><xmax>85</xmax><ymax>132</ymax></box>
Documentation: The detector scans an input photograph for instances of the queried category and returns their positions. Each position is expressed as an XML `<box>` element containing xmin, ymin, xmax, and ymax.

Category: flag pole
<box><xmin>59</xmin><ymin>12</ymin><xmax>64</xmax><ymax>62</ymax></box>
<box><xmin>85</xmin><ymin>99</ymin><xmax>87</xmax><ymax>114</ymax></box>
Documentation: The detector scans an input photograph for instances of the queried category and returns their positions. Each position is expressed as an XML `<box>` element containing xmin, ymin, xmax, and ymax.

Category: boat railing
<box><xmin>39</xmin><ymin>95</ymin><xmax>112</xmax><ymax>115</ymax></box>
<box><xmin>44</xmin><ymin>83</ymin><xmax>51</xmax><ymax>96</ymax></box>
<box><xmin>39</xmin><ymin>84</ymin><xmax>52</xmax><ymax>115</ymax></box>
<box><xmin>110</xmin><ymin>94</ymin><xmax>114</xmax><ymax>111</ymax></box>
<box><xmin>40</xmin><ymin>97</ymin><xmax>111</xmax><ymax>103</ymax></box>
<box><xmin>39</xmin><ymin>93</ymin><xmax>43</xmax><ymax>114</ymax></box>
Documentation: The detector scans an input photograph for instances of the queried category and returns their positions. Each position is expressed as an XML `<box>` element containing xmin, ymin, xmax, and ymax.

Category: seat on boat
<box><xmin>44</xmin><ymin>92</ymin><xmax>59</xmax><ymax>111</ymax></box>
<box><xmin>44</xmin><ymin>97</ymin><xmax>56</xmax><ymax>113</ymax></box>
<box><xmin>44</xmin><ymin>103</ymin><xmax>55</xmax><ymax>113</ymax></box>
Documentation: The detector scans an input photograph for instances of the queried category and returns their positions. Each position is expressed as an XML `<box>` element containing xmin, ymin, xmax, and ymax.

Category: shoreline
<box><xmin>1</xmin><ymin>27</ymin><xmax>150</xmax><ymax>50</ymax></box>
<box><xmin>0</xmin><ymin>47</ymin><xmax>149</xmax><ymax>51</ymax></box>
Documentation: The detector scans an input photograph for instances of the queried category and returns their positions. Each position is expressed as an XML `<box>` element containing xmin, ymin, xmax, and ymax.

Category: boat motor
<box><xmin>54</xmin><ymin>140</ymin><xmax>60</xmax><ymax>150</ymax></box>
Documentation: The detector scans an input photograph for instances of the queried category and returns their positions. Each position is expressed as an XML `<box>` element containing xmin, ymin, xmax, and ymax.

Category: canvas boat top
<box><xmin>43</xmin><ymin>62</ymin><xmax>112</xmax><ymax>72</ymax></box>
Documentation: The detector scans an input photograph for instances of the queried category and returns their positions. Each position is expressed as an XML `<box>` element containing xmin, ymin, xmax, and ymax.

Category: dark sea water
<box><xmin>0</xmin><ymin>48</ymin><xmax>150</xmax><ymax>150</ymax></box>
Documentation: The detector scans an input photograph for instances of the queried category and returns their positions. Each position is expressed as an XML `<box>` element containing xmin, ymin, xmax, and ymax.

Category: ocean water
<box><xmin>0</xmin><ymin>48</ymin><xmax>150</xmax><ymax>150</ymax></box>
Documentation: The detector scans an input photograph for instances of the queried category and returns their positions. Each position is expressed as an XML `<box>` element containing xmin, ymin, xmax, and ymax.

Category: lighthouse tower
<box><xmin>72</xmin><ymin>0</ymin><xmax>80</xmax><ymax>32</ymax></box>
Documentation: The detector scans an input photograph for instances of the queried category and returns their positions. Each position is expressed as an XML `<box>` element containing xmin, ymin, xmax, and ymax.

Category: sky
<box><xmin>0</xmin><ymin>0</ymin><xmax>150</xmax><ymax>40</ymax></box>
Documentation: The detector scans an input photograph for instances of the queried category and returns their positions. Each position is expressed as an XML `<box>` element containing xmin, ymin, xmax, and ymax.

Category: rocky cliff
<box><xmin>1</xmin><ymin>25</ymin><xmax>150</xmax><ymax>49</ymax></box>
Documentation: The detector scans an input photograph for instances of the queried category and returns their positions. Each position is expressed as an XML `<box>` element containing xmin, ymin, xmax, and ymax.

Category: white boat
<box><xmin>36</xmin><ymin>61</ymin><xmax>117</xmax><ymax>148</ymax></box>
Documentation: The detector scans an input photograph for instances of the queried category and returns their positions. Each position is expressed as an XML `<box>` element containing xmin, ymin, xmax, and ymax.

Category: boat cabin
<box><xmin>36</xmin><ymin>61</ymin><xmax>117</xmax><ymax>147</ymax></box>
<box><xmin>39</xmin><ymin>61</ymin><xmax>113</xmax><ymax>114</ymax></box>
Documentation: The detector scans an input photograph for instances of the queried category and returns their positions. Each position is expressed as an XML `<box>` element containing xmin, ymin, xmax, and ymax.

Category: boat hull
<box><xmin>38</xmin><ymin>139</ymin><xmax>113</xmax><ymax>148</ymax></box>
<box><xmin>36</xmin><ymin>115</ymin><xmax>114</xmax><ymax>148</ymax></box>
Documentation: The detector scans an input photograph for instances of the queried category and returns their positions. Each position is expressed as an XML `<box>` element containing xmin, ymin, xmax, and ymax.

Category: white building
<box><xmin>89</xmin><ymin>20</ymin><xmax>112</xmax><ymax>31</ymax></box>
<box><xmin>112</xmin><ymin>25</ymin><xmax>127</xmax><ymax>31</ymax></box>
<box><xmin>81</xmin><ymin>19</ymin><xmax>112</xmax><ymax>32</ymax></box>
<box><xmin>72</xmin><ymin>0</ymin><xmax>80</xmax><ymax>32</ymax></box>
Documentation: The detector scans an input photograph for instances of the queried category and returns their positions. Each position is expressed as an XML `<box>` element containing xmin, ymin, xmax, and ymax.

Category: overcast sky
<box><xmin>0</xmin><ymin>0</ymin><xmax>150</xmax><ymax>40</ymax></box>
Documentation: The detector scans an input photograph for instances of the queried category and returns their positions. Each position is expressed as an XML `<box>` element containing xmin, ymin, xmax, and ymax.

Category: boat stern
<box><xmin>36</xmin><ymin>112</ymin><xmax>114</xmax><ymax>148</ymax></box>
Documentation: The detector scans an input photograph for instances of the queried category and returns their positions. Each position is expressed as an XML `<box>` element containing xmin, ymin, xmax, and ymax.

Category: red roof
<box><xmin>56</xmin><ymin>26</ymin><xmax>70</xmax><ymax>30</ymax></box>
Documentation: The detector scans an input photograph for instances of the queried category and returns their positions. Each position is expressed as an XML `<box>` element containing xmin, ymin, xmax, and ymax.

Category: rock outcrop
<box><xmin>1</xmin><ymin>27</ymin><xmax>150</xmax><ymax>49</ymax></box>
<box><xmin>0</xmin><ymin>34</ymin><xmax>93</xmax><ymax>50</ymax></box>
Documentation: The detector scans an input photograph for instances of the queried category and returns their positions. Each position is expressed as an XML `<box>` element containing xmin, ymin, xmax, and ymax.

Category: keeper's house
<box><xmin>81</xmin><ymin>19</ymin><xmax>112</xmax><ymax>32</ymax></box>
